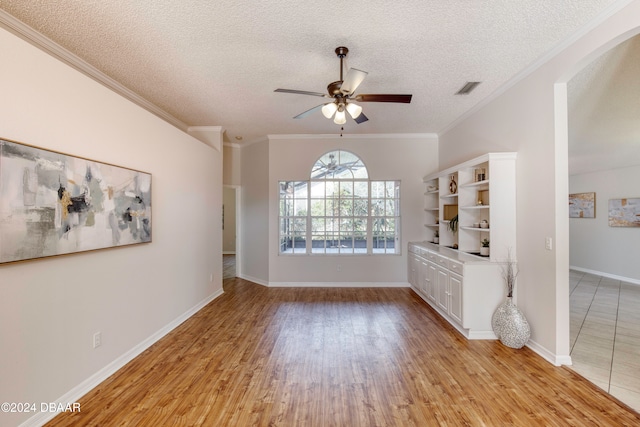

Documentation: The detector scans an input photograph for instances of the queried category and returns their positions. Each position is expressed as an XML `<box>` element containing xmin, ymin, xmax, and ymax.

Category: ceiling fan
<box><xmin>275</xmin><ymin>46</ymin><xmax>412</xmax><ymax>125</ymax></box>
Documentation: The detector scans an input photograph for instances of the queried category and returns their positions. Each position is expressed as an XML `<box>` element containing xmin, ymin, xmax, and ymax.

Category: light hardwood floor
<box><xmin>46</xmin><ymin>277</ymin><xmax>640</xmax><ymax>426</ymax></box>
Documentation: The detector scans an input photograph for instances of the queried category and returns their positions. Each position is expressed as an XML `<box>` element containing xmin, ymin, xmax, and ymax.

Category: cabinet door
<box><xmin>436</xmin><ymin>267</ymin><xmax>449</xmax><ymax>312</ymax></box>
<box><xmin>426</xmin><ymin>261</ymin><xmax>437</xmax><ymax>302</ymax></box>
<box><xmin>420</xmin><ymin>258</ymin><xmax>430</xmax><ymax>294</ymax></box>
<box><xmin>408</xmin><ymin>253</ymin><xmax>418</xmax><ymax>288</ymax></box>
<box><xmin>449</xmin><ymin>272</ymin><xmax>463</xmax><ymax>326</ymax></box>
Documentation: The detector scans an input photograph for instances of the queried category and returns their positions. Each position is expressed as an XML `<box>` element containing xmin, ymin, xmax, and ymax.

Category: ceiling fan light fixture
<box><xmin>345</xmin><ymin>102</ymin><xmax>363</xmax><ymax>119</ymax></box>
<box><xmin>321</xmin><ymin>102</ymin><xmax>338</xmax><ymax>119</ymax></box>
<box><xmin>334</xmin><ymin>108</ymin><xmax>347</xmax><ymax>124</ymax></box>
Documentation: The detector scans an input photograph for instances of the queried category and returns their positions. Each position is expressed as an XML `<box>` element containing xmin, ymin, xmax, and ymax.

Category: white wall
<box><xmin>266</xmin><ymin>134</ymin><xmax>438</xmax><ymax>285</ymax></box>
<box><xmin>570</xmin><ymin>165</ymin><xmax>640</xmax><ymax>282</ymax></box>
<box><xmin>239</xmin><ymin>140</ymin><xmax>270</xmax><ymax>285</ymax></box>
<box><xmin>438</xmin><ymin>1</ymin><xmax>640</xmax><ymax>364</ymax></box>
<box><xmin>223</xmin><ymin>143</ymin><xmax>241</xmax><ymax>186</ymax></box>
<box><xmin>0</xmin><ymin>27</ymin><xmax>223</xmax><ymax>426</ymax></box>
<box><xmin>223</xmin><ymin>186</ymin><xmax>237</xmax><ymax>253</ymax></box>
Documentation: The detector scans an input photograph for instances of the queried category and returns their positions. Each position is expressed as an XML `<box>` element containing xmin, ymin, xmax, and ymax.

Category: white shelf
<box><xmin>440</xmin><ymin>193</ymin><xmax>458</xmax><ymax>199</ymax></box>
<box><xmin>424</xmin><ymin>208</ymin><xmax>440</xmax><ymax>211</ymax></box>
<box><xmin>460</xmin><ymin>226</ymin><xmax>491</xmax><ymax>232</ymax></box>
<box><xmin>460</xmin><ymin>205</ymin><xmax>490</xmax><ymax>209</ymax></box>
<box><xmin>461</xmin><ymin>179</ymin><xmax>490</xmax><ymax>188</ymax></box>
<box><xmin>424</xmin><ymin>190</ymin><xmax>440</xmax><ymax>195</ymax></box>
<box><xmin>424</xmin><ymin>224</ymin><xmax>439</xmax><ymax>228</ymax></box>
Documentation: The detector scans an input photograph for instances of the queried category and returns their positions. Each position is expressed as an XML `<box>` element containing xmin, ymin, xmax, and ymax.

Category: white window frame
<box><xmin>278</xmin><ymin>150</ymin><xmax>400</xmax><ymax>256</ymax></box>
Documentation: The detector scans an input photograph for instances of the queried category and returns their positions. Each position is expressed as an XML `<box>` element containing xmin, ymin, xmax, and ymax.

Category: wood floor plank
<box><xmin>46</xmin><ymin>278</ymin><xmax>640</xmax><ymax>426</ymax></box>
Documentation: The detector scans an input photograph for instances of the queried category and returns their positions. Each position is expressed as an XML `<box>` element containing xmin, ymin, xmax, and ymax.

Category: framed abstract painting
<box><xmin>0</xmin><ymin>138</ymin><xmax>151</xmax><ymax>264</ymax></box>
<box><xmin>608</xmin><ymin>198</ymin><xmax>640</xmax><ymax>227</ymax></box>
<box><xmin>569</xmin><ymin>192</ymin><xmax>595</xmax><ymax>218</ymax></box>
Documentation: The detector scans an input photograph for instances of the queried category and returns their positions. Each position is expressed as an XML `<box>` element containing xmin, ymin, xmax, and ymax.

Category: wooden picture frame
<box><xmin>0</xmin><ymin>138</ymin><xmax>151</xmax><ymax>264</ymax></box>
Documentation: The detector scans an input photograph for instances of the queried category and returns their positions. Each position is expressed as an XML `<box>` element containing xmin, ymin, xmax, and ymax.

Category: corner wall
<box><xmin>438</xmin><ymin>0</ymin><xmax>640</xmax><ymax>364</ymax></box>
<box><xmin>239</xmin><ymin>140</ymin><xmax>270</xmax><ymax>285</ymax></box>
<box><xmin>0</xmin><ymin>27</ymin><xmax>222</xmax><ymax>426</ymax></box>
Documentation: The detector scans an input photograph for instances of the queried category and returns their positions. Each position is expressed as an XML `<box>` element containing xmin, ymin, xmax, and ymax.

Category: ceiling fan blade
<box><xmin>340</xmin><ymin>68</ymin><xmax>368</xmax><ymax>95</ymax></box>
<box><xmin>293</xmin><ymin>104</ymin><xmax>326</xmax><ymax>119</ymax></box>
<box><xmin>275</xmin><ymin>88</ymin><xmax>328</xmax><ymax>97</ymax></box>
<box><xmin>353</xmin><ymin>94</ymin><xmax>413</xmax><ymax>103</ymax></box>
<box><xmin>354</xmin><ymin>112</ymin><xmax>369</xmax><ymax>124</ymax></box>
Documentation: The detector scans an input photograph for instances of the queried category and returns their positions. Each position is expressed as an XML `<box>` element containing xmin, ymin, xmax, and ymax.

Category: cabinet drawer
<box><xmin>426</xmin><ymin>251</ymin><xmax>437</xmax><ymax>261</ymax></box>
<box><xmin>448</xmin><ymin>259</ymin><xmax>464</xmax><ymax>276</ymax></box>
<box><xmin>435</xmin><ymin>255</ymin><xmax>448</xmax><ymax>267</ymax></box>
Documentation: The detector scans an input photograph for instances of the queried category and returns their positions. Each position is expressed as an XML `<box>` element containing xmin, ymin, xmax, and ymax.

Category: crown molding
<box><xmin>267</xmin><ymin>133</ymin><xmax>438</xmax><ymax>140</ymax></box>
<box><xmin>0</xmin><ymin>10</ymin><xmax>189</xmax><ymax>132</ymax></box>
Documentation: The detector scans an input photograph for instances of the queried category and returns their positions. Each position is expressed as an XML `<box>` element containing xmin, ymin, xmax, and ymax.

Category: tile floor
<box><xmin>570</xmin><ymin>269</ymin><xmax>640</xmax><ymax>412</ymax></box>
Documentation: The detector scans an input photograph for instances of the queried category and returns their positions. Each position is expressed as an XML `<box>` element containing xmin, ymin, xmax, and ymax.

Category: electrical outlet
<box><xmin>545</xmin><ymin>237</ymin><xmax>553</xmax><ymax>251</ymax></box>
<box><xmin>93</xmin><ymin>332</ymin><xmax>102</xmax><ymax>349</ymax></box>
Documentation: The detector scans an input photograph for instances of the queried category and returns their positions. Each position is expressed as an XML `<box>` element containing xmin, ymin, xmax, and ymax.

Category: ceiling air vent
<box><xmin>455</xmin><ymin>81</ymin><xmax>481</xmax><ymax>95</ymax></box>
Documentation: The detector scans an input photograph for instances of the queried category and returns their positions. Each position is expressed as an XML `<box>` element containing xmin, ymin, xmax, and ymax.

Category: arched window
<box><xmin>279</xmin><ymin>150</ymin><xmax>400</xmax><ymax>255</ymax></box>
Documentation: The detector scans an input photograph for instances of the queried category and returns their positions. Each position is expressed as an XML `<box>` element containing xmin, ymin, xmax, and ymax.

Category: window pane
<box><xmin>354</xmin><ymin>181</ymin><xmax>368</xmax><ymax>197</ymax></box>
<box><xmin>340</xmin><ymin>198</ymin><xmax>353</xmax><ymax>216</ymax></box>
<box><xmin>310</xmin><ymin>150</ymin><xmax>369</xmax><ymax>180</ymax></box>
<box><xmin>292</xmin><ymin>182</ymin><xmax>306</xmax><ymax>198</ymax></box>
<box><xmin>385</xmin><ymin>199</ymin><xmax>396</xmax><ymax>216</ymax></box>
<box><xmin>339</xmin><ymin>181</ymin><xmax>353</xmax><ymax>196</ymax></box>
<box><xmin>310</xmin><ymin>199</ymin><xmax>325</xmax><ymax>216</ymax></box>
<box><xmin>385</xmin><ymin>181</ymin><xmax>395</xmax><ymax>198</ymax></box>
<box><xmin>354</xmin><ymin>198</ymin><xmax>368</xmax><ymax>216</ymax></box>
<box><xmin>371</xmin><ymin>181</ymin><xmax>383</xmax><ymax>198</ymax></box>
<box><xmin>325</xmin><ymin>181</ymin><xmax>338</xmax><ymax>197</ymax></box>
<box><xmin>310</xmin><ymin>181</ymin><xmax>324</xmax><ymax>198</ymax></box>
<box><xmin>325</xmin><ymin>199</ymin><xmax>336</xmax><ymax>216</ymax></box>
<box><xmin>294</xmin><ymin>200</ymin><xmax>307</xmax><ymax>216</ymax></box>
<box><xmin>311</xmin><ymin>218</ymin><xmax>325</xmax><ymax>232</ymax></box>
<box><xmin>370</xmin><ymin>198</ymin><xmax>384</xmax><ymax>216</ymax></box>
<box><xmin>293</xmin><ymin>218</ymin><xmax>306</xmax><ymax>232</ymax></box>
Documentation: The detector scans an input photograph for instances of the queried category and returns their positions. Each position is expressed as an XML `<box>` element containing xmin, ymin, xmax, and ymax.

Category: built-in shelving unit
<box><xmin>422</xmin><ymin>152</ymin><xmax>516</xmax><ymax>262</ymax></box>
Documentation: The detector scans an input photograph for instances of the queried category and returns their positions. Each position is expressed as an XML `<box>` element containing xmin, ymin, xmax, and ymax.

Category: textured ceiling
<box><xmin>568</xmin><ymin>34</ymin><xmax>640</xmax><ymax>175</ymax></box>
<box><xmin>0</xmin><ymin>0</ymin><xmax>637</xmax><ymax>174</ymax></box>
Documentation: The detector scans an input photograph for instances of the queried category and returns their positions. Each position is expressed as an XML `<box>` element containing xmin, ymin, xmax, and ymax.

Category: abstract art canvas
<box><xmin>569</xmin><ymin>192</ymin><xmax>595</xmax><ymax>218</ymax></box>
<box><xmin>0</xmin><ymin>138</ymin><xmax>151</xmax><ymax>263</ymax></box>
<box><xmin>608</xmin><ymin>198</ymin><xmax>640</xmax><ymax>227</ymax></box>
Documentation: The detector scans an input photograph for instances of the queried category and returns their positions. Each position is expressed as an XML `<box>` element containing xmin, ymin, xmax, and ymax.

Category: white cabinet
<box><xmin>423</xmin><ymin>153</ymin><xmax>516</xmax><ymax>262</ymax></box>
<box><xmin>435</xmin><ymin>265</ymin><xmax>449</xmax><ymax>313</ymax></box>
<box><xmin>448</xmin><ymin>272</ymin><xmax>463</xmax><ymax>326</ymax></box>
<box><xmin>426</xmin><ymin>261</ymin><xmax>437</xmax><ymax>302</ymax></box>
<box><xmin>408</xmin><ymin>242</ymin><xmax>504</xmax><ymax>339</ymax></box>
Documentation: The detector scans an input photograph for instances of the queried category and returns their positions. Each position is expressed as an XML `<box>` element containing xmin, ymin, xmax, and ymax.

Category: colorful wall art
<box><xmin>569</xmin><ymin>192</ymin><xmax>595</xmax><ymax>218</ymax></box>
<box><xmin>0</xmin><ymin>138</ymin><xmax>151</xmax><ymax>263</ymax></box>
<box><xmin>608</xmin><ymin>198</ymin><xmax>640</xmax><ymax>227</ymax></box>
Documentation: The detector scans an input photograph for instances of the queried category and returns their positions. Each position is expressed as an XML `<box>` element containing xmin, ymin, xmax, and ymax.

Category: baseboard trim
<box><xmin>238</xmin><ymin>274</ymin><xmax>269</xmax><ymax>287</ymax></box>
<box><xmin>570</xmin><ymin>266</ymin><xmax>640</xmax><ymax>285</ymax></box>
<box><xmin>468</xmin><ymin>330</ymin><xmax>498</xmax><ymax>340</ymax></box>
<box><xmin>526</xmin><ymin>339</ymin><xmax>572</xmax><ymax>366</ymax></box>
<box><xmin>19</xmin><ymin>288</ymin><xmax>224</xmax><ymax>427</ymax></box>
<box><xmin>267</xmin><ymin>281</ymin><xmax>410</xmax><ymax>288</ymax></box>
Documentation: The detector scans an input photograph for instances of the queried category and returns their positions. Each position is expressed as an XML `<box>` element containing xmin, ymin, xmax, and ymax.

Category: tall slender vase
<box><xmin>492</xmin><ymin>297</ymin><xmax>530</xmax><ymax>349</ymax></box>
